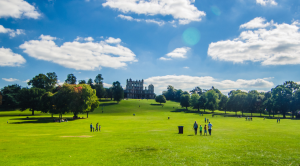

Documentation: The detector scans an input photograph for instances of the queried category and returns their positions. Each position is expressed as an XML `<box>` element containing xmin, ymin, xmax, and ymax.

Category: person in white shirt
<box><xmin>208</xmin><ymin>122</ymin><xmax>213</xmax><ymax>136</ymax></box>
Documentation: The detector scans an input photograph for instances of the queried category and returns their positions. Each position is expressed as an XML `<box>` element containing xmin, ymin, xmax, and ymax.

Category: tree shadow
<box><xmin>99</xmin><ymin>103</ymin><xmax>118</xmax><ymax>106</ymax></box>
<box><xmin>0</xmin><ymin>114</ymin><xmax>42</xmax><ymax>117</ymax></box>
<box><xmin>150</xmin><ymin>104</ymin><xmax>163</xmax><ymax>106</ymax></box>
<box><xmin>99</xmin><ymin>99</ymin><xmax>113</xmax><ymax>102</ymax></box>
<box><xmin>9</xmin><ymin>117</ymin><xmax>79</xmax><ymax>124</ymax></box>
<box><xmin>187</xmin><ymin>135</ymin><xmax>194</xmax><ymax>136</ymax></box>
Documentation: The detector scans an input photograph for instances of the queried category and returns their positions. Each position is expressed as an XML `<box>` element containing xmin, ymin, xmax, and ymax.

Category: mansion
<box><xmin>124</xmin><ymin>79</ymin><xmax>155</xmax><ymax>99</ymax></box>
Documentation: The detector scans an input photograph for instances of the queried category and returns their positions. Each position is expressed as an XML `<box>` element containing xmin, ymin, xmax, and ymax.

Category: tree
<box><xmin>94</xmin><ymin>74</ymin><xmax>103</xmax><ymax>85</ymax></box>
<box><xmin>112</xmin><ymin>81</ymin><xmax>124</xmax><ymax>103</ymax></box>
<box><xmin>1</xmin><ymin>84</ymin><xmax>22</xmax><ymax>109</ymax></box>
<box><xmin>205</xmin><ymin>90</ymin><xmax>219</xmax><ymax>113</ymax></box>
<box><xmin>218</xmin><ymin>95</ymin><xmax>228</xmax><ymax>112</ymax></box>
<box><xmin>87</xmin><ymin>78</ymin><xmax>94</xmax><ymax>89</ymax></box>
<box><xmin>78</xmin><ymin>80</ymin><xmax>86</xmax><ymax>84</ymax></box>
<box><xmin>163</xmin><ymin>85</ymin><xmax>176</xmax><ymax>100</ymax></box>
<box><xmin>19</xmin><ymin>88</ymin><xmax>46</xmax><ymax>115</ymax></box>
<box><xmin>65</xmin><ymin>74</ymin><xmax>76</xmax><ymax>84</ymax></box>
<box><xmin>105</xmin><ymin>88</ymin><xmax>113</xmax><ymax>100</ymax></box>
<box><xmin>174</xmin><ymin>89</ymin><xmax>183</xmax><ymax>102</ymax></box>
<box><xmin>190</xmin><ymin>87</ymin><xmax>203</xmax><ymax>96</ymax></box>
<box><xmin>40</xmin><ymin>92</ymin><xmax>56</xmax><ymax>117</ymax></box>
<box><xmin>28</xmin><ymin>72</ymin><xmax>57</xmax><ymax>91</ymax></box>
<box><xmin>199</xmin><ymin>95</ymin><xmax>207</xmax><ymax>112</ymax></box>
<box><xmin>53</xmin><ymin>84</ymin><xmax>100</xmax><ymax>118</ymax></box>
<box><xmin>155</xmin><ymin>95</ymin><xmax>166</xmax><ymax>104</ymax></box>
<box><xmin>190</xmin><ymin>93</ymin><xmax>200</xmax><ymax>111</ymax></box>
<box><xmin>95</xmin><ymin>84</ymin><xmax>106</xmax><ymax>100</ymax></box>
<box><xmin>271</xmin><ymin>85</ymin><xmax>292</xmax><ymax>118</ymax></box>
<box><xmin>180</xmin><ymin>93</ymin><xmax>190</xmax><ymax>110</ymax></box>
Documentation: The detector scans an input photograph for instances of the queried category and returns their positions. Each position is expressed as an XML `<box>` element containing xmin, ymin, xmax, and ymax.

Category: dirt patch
<box><xmin>60</xmin><ymin>135</ymin><xmax>93</xmax><ymax>138</ymax></box>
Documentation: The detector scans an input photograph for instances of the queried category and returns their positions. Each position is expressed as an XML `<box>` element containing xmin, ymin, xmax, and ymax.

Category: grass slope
<box><xmin>0</xmin><ymin>99</ymin><xmax>299</xmax><ymax>165</ymax></box>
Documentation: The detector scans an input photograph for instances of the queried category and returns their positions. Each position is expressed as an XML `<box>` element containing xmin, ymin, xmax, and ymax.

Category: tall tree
<box><xmin>112</xmin><ymin>81</ymin><xmax>124</xmax><ymax>103</ymax></box>
<box><xmin>199</xmin><ymin>95</ymin><xmax>207</xmax><ymax>112</ymax></box>
<box><xmin>218</xmin><ymin>95</ymin><xmax>228</xmax><ymax>112</ymax></box>
<box><xmin>19</xmin><ymin>88</ymin><xmax>46</xmax><ymax>115</ymax></box>
<box><xmin>180</xmin><ymin>93</ymin><xmax>190</xmax><ymax>110</ymax></box>
<box><xmin>87</xmin><ymin>78</ymin><xmax>94</xmax><ymax>89</ymax></box>
<box><xmin>65</xmin><ymin>74</ymin><xmax>76</xmax><ymax>84</ymax></box>
<box><xmin>46</xmin><ymin>72</ymin><xmax>58</xmax><ymax>89</ymax></box>
<box><xmin>0</xmin><ymin>84</ymin><xmax>22</xmax><ymax>109</ymax></box>
<box><xmin>28</xmin><ymin>72</ymin><xmax>57</xmax><ymax>91</ymax></box>
<box><xmin>205</xmin><ymin>90</ymin><xmax>219</xmax><ymax>113</ymax></box>
<box><xmin>271</xmin><ymin>84</ymin><xmax>292</xmax><ymax>118</ymax></box>
<box><xmin>190</xmin><ymin>93</ymin><xmax>200</xmax><ymax>111</ymax></box>
<box><xmin>174</xmin><ymin>89</ymin><xmax>183</xmax><ymax>102</ymax></box>
<box><xmin>94</xmin><ymin>74</ymin><xmax>103</xmax><ymax>85</ymax></box>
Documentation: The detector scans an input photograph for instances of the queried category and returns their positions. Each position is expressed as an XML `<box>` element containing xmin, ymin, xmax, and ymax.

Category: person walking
<box><xmin>193</xmin><ymin>121</ymin><xmax>198</xmax><ymax>135</ymax></box>
<box><xmin>96</xmin><ymin>123</ymin><xmax>98</xmax><ymax>131</ymax></box>
<box><xmin>208</xmin><ymin>122</ymin><xmax>213</xmax><ymax>136</ymax></box>
<box><xmin>90</xmin><ymin>123</ymin><xmax>93</xmax><ymax>132</ymax></box>
<box><xmin>199</xmin><ymin>125</ymin><xmax>203</xmax><ymax>136</ymax></box>
<box><xmin>204</xmin><ymin>125</ymin><xmax>207</xmax><ymax>136</ymax></box>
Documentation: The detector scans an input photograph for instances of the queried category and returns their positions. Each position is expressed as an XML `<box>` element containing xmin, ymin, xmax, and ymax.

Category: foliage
<box><xmin>65</xmin><ymin>74</ymin><xmax>76</xmax><ymax>84</ymax></box>
<box><xmin>155</xmin><ymin>95</ymin><xmax>166</xmax><ymax>104</ymax></box>
<box><xmin>198</xmin><ymin>95</ymin><xmax>207</xmax><ymax>112</ymax></box>
<box><xmin>205</xmin><ymin>90</ymin><xmax>219</xmax><ymax>113</ymax></box>
<box><xmin>180</xmin><ymin>93</ymin><xmax>190</xmax><ymax>110</ymax></box>
<box><xmin>19</xmin><ymin>88</ymin><xmax>46</xmax><ymax>115</ymax></box>
<box><xmin>0</xmin><ymin>84</ymin><xmax>22</xmax><ymax>109</ymax></box>
<box><xmin>28</xmin><ymin>72</ymin><xmax>58</xmax><ymax>91</ymax></box>
<box><xmin>94</xmin><ymin>74</ymin><xmax>103</xmax><ymax>85</ymax></box>
<box><xmin>112</xmin><ymin>81</ymin><xmax>124</xmax><ymax>103</ymax></box>
<box><xmin>78</xmin><ymin>80</ymin><xmax>86</xmax><ymax>84</ymax></box>
<box><xmin>190</xmin><ymin>93</ymin><xmax>200</xmax><ymax>111</ymax></box>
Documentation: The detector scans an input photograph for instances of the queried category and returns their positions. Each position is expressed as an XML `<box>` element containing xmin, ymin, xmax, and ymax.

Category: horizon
<box><xmin>1</xmin><ymin>0</ymin><xmax>300</xmax><ymax>95</ymax></box>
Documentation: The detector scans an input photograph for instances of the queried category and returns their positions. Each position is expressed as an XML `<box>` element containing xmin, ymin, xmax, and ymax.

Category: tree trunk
<box><xmin>204</xmin><ymin>108</ymin><xmax>205</xmax><ymax>113</ymax></box>
<box><xmin>87</xmin><ymin>112</ymin><xmax>89</xmax><ymax>118</ymax></box>
<box><xmin>52</xmin><ymin>113</ymin><xmax>53</xmax><ymax>118</ymax></box>
<box><xmin>273</xmin><ymin>110</ymin><xmax>275</xmax><ymax>117</ymax></box>
<box><xmin>242</xmin><ymin>109</ymin><xmax>244</xmax><ymax>116</ymax></box>
<box><xmin>186</xmin><ymin>107</ymin><xmax>188</xmax><ymax>110</ymax></box>
<box><xmin>251</xmin><ymin>111</ymin><xmax>252</xmax><ymax>117</ymax></box>
<box><xmin>198</xmin><ymin>106</ymin><xmax>199</xmax><ymax>112</ymax></box>
<box><xmin>235</xmin><ymin>111</ymin><xmax>237</xmax><ymax>116</ymax></box>
<box><xmin>32</xmin><ymin>109</ymin><xmax>34</xmax><ymax>115</ymax></box>
<box><xmin>269</xmin><ymin>110</ymin><xmax>271</xmax><ymax>118</ymax></box>
<box><xmin>260</xmin><ymin>111</ymin><xmax>261</xmax><ymax>117</ymax></box>
<box><xmin>283</xmin><ymin>111</ymin><xmax>286</xmax><ymax>118</ymax></box>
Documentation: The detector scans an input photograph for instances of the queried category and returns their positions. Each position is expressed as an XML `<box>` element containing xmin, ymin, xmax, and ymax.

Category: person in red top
<box><xmin>204</xmin><ymin>125</ymin><xmax>207</xmax><ymax>136</ymax></box>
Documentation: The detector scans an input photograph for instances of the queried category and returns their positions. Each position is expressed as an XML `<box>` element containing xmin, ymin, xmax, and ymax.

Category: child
<box><xmin>199</xmin><ymin>125</ymin><xmax>202</xmax><ymax>136</ymax></box>
<box><xmin>204</xmin><ymin>125</ymin><xmax>207</xmax><ymax>136</ymax></box>
<box><xmin>99</xmin><ymin>125</ymin><xmax>101</xmax><ymax>131</ymax></box>
<box><xmin>96</xmin><ymin>123</ymin><xmax>98</xmax><ymax>131</ymax></box>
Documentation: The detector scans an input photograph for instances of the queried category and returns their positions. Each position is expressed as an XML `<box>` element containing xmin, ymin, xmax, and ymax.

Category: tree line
<box><xmin>0</xmin><ymin>72</ymin><xmax>124</xmax><ymax>118</ymax></box>
<box><xmin>156</xmin><ymin>81</ymin><xmax>300</xmax><ymax>118</ymax></box>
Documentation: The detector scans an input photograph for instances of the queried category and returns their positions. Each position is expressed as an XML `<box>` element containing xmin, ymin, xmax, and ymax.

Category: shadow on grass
<box><xmin>150</xmin><ymin>104</ymin><xmax>163</xmax><ymax>106</ymax></box>
<box><xmin>9</xmin><ymin>117</ymin><xmax>79</xmax><ymax>124</ymax></box>
<box><xmin>187</xmin><ymin>135</ymin><xmax>194</xmax><ymax>136</ymax></box>
<box><xmin>0</xmin><ymin>114</ymin><xmax>42</xmax><ymax>117</ymax></box>
<box><xmin>99</xmin><ymin>103</ymin><xmax>118</xmax><ymax>106</ymax></box>
<box><xmin>99</xmin><ymin>99</ymin><xmax>113</xmax><ymax>102</ymax></box>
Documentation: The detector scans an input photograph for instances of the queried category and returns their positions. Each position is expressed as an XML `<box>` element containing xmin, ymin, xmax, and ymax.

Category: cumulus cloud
<box><xmin>23</xmin><ymin>79</ymin><xmax>30</xmax><ymax>83</ymax></box>
<box><xmin>0</xmin><ymin>0</ymin><xmax>41</xmax><ymax>19</ymax></box>
<box><xmin>103</xmin><ymin>83</ymin><xmax>112</xmax><ymax>88</ymax></box>
<box><xmin>19</xmin><ymin>34</ymin><xmax>138</xmax><ymax>70</ymax></box>
<box><xmin>159</xmin><ymin>57</ymin><xmax>172</xmax><ymax>61</ymax></box>
<box><xmin>183</xmin><ymin>66</ymin><xmax>189</xmax><ymax>69</ymax></box>
<box><xmin>117</xmin><ymin>14</ymin><xmax>165</xmax><ymax>26</ymax></box>
<box><xmin>208</xmin><ymin>18</ymin><xmax>300</xmax><ymax>65</ymax></box>
<box><xmin>160</xmin><ymin>47</ymin><xmax>190</xmax><ymax>60</ymax></box>
<box><xmin>0</xmin><ymin>25</ymin><xmax>25</xmax><ymax>37</ymax></box>
<box><xmin>84</xmin><ymin>37</ymin><xmax>94</xmax><ymax>42</ymax></box>
<box><xmin>0</xmin><ymin>47</ymin><xmax>26</xmax><ymax>67</ymax></box>
<box><xmin>144</xmin><ymin>75</ymin><xmax>274</xmax><ymax>95</ymax></box>
<box><xmin>2</xmin><ymin>78</ymin><xmax>19</xmax><ymax>82</ymax></box>
<box><xmin>240</xmin><ymin>17</ymin><xmax>272</xmax><ymax>29</ymax></box>
<box><xmin>105</xmin><ymin>37</ymin><xmax>121</xmax><ymax>44</ymax></box>
<box><xmin>104</xmin><ymin>0</ymin><xmax>206</xmax><ymax>25</ymax></box>
<box><xmin>256</xmin><ymin>0</ymin><xmax>277</xmax><ymax>6</ymax></box>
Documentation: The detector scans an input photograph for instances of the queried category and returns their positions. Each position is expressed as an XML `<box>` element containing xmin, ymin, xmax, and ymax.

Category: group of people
<box><xmin>246</xmin><ymin>117</ymin><xmax>253</xmax><ymax>121</ymax></box>
<box><xmin>90</xmin><ymin>123</ymin><xmax>101</xmax><ymax>132</ymax></box>
<box><xmin>193</xmin><ymin>119</ymin><xmax>213</xmax><ymax>136</ymax></box>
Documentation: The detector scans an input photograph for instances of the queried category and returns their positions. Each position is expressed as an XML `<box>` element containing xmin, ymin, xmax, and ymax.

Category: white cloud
<box><xmin>0</xmin><ymin>25</ymin><xmax>25</xmax><ymax>37</ymax></box>
<box><xmin>2</xmin><ymin>78</ymin><xmax>19</xmax><ymax>82</ymax></box>
<box><xmin>0</xmin><ymin>47</ymin><xmax>26</xmax><ymax>67</ymax></box>
<box><xmin>19</xmin><ymin>34</ymin><xmax>138</xmax><ymax>70</ymax></box>
<box><xmin>104</xmin><ymin>0</ymin><xmax>206</xmax><ymax>25</ymax></box>
<box><xmin>256</xmin><ymin>0</ymin><xmax>277</xmax><ymax>6</ymax></box>
<box><xmin>183</xmin><ymin>66</ymin><xmax>189</xmax><ymax>69</ymax></box>
<box><xmin>208</xmin><ymin>18</ymin><xmax>300</xmax><ymax>65</ymax></box>
<box><xmin>105</xmin><ymin>37</ymin><xmax>121</xmax><ymax>44</ymax></box>
<box><xmin>167</xmin><ymin>47</ymin><xmax>190</xmax><ymax>58</ymax></box>
<box><xmin>0</xmin><ymin>0</ymin><xmax>41</xmax><ymax>19</ymax></box>
<box><xmin>160</xmin><ymin>47</ymin><xmax>190</xmax><ymax>60</ymax></box>
<box><xmin>117</xmin><ymin>14</ymin><xmax>165</xmax><ymax>26</ymax></box>
<box><xmin>240</xmin><ymin>17</ymin><xmax>272</xmax><ymax>29</ymax></box>
<box><xmin>159</xmin><ymin>57</ymin><xmax>172</xmax><ymax>61</ymax></box>
<box><xmin>103</xmin><ymin>83</ymin><xmax>111</xmax><ymax>88</ymax></box>
<box><xmin>84</xmin><ymin>37</ymin><xmax>94</xmax><ymax>42</ymax></box>
<box><xmin>144</xmin><ymin>75</ymin><xmax>274</xmax><ymax>95</ymax></box>
<box><xmin>23</xmin><ymin>79</ymin><xmax>30</xmax><ymax>83</ymax></box>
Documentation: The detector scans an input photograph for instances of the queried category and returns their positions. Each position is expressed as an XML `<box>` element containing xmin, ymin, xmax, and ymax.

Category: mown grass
<box><xmin>0</xmin><ymin>99</ymin><xmax>299</xmax><ymax>166</ymax></box>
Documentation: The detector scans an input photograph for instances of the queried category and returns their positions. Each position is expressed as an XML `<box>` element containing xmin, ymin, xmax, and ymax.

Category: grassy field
<box><xmin>0</xmin><ymin>99</ymin><xmax>299</xmax><ymax>166</ymax></box>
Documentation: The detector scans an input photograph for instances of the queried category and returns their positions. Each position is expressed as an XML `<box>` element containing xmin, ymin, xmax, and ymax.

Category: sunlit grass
<box><xmin>0</xmin><ymin>99</ymin><xmax>299</xmax><ymax>165</ymax></box>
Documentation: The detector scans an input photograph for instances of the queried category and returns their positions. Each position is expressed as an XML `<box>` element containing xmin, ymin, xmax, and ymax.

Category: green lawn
<box><xmin>0</xmin><ymin>99</ymin><xmax>299</xmax><ymax>165</ymax></box>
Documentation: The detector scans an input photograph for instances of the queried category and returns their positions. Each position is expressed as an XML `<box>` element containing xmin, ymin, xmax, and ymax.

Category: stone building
<box><xmin>124</xmin><ymin>78</ymin><xmax>155</xmax><ymax>99</ymax></box>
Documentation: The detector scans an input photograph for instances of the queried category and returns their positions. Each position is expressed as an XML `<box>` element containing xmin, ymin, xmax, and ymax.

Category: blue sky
<box><xmin>1</xmin><ymin>0</ymin><xmax>300</xmax><ymax>95</ymax></box>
